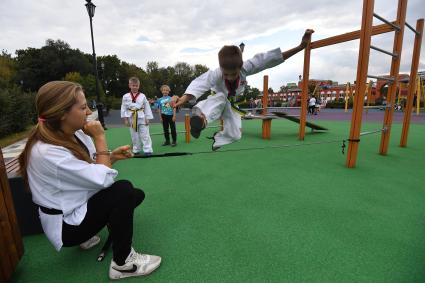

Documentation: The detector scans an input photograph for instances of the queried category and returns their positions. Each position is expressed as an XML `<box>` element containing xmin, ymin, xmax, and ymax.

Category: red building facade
<box><xmin>265</xmin><ymin>74</ymin><xmax>412</xmax><ymax>106</ymax></box>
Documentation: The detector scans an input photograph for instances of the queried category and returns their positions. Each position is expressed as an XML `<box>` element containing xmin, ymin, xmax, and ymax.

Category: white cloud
<box><xmin>0</xmin><ymin>0</ymin><xmax>424</xmax><ymax>90</ymax></box>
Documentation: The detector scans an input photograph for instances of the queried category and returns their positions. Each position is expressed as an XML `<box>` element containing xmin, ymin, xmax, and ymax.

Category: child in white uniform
<box><xmin>121</xmin><ymin>77</ymin><xmax>153</xmax><ymax>155</ymax></box>
<box><xmin>173</xmin><ymin>29</ymin><xmax>314</xmax><ymax>150</ymax></box>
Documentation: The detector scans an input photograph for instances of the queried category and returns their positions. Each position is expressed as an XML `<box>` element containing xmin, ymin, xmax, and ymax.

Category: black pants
<box><xmin>62</xmin><ymin>180</ymin><xmax>145</xmax><ymax>265</ymax></box>
<box><xmin>161</xmin><ymin>114</ymin><xmax>176</xmax><ymax>142</ymax></box>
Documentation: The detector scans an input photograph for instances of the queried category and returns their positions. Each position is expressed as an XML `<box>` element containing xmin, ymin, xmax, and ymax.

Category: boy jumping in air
<box><xmin>173</xmin><ymin>29</ymin><xmax>314</xmax><ymax>150</ymax></box>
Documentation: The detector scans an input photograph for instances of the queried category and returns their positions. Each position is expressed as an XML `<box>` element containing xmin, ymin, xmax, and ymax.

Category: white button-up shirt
<box><xmin>27</xmin><ymin>130</ymin><xmax>118</xmax><ymax>250</ymax></box>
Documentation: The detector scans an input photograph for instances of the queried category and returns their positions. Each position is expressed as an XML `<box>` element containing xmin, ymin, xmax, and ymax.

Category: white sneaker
<box><xmin>109</xmin><ymin>247</ymin><xmax>161</xmax><ymax>280</ymax></box>
<box><xmin>79</xmin><ymin>235</ymin><xmax>101</xmax><ymax>250</ymax></box>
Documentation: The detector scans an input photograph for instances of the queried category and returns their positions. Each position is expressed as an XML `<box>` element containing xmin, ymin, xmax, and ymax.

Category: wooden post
<box><xmin>365</xmin><ymin>80</ymin><xmax>373</xmax><ymax>113</ymax></box>
<box><xmin>184</xmin><ymin>114</ymin><xmax>190</xmax><ymax>143</ymax></box>
<box><xmin>396</xmin><ymin>83</ymin><xmax>400</xmax><ymax>106</ymax></box>
<box><xmin>421</xmin><ymin>78</ymin><xmax>425</xmax><ymax>113</ymax></box>
<box><xmin>220</xmin><ymin>119</ymin><xmax>224</xmax><ymax>131</ymax></box>
<box><xmin>262</xmin><ymin>75</ymin><xmax>269</xmax><ymax>115</ymax></box>
<box><xmin>299</xmin><ymin>40</ymin><xmax>311</xmax><ymax>140</ymax></box>
<box><xmin>262</xmin><ymin>118</ymin><xmax>272</xmax><ymax>139</ymax></box>
<box><xmin>0</xmin><ymin>148</ymin><xmax>24</xmax><ymax>282</ymax></box>
<box><xmin>416</xmin><ymin>76</ymin><xmax>421</xmax><ymax>115</ymax></box>
<box><xmin>346</xmin><ymin>0</ymin><xmax>374</xmax><ymax>168</ymax></box>
<box><xmin>379</xmin><ymin>0</ymin><xmax>407</xmax><ymax>155</ymax></box>
<box><xmin>345</xmin><ymin>83</ymin><xmax>351</xmax><ymax>112</ymax></box>
<box><xmin>400</xmin><ymin>18</ymin><xmax>424</xmax><ymax>147</ymax></box>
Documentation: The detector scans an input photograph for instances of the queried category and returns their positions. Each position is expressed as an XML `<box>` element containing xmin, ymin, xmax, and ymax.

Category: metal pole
<box><xmin>88</xmin><ymin>10</ymin><xmax>106</xmax><ymax>129</ymax></box>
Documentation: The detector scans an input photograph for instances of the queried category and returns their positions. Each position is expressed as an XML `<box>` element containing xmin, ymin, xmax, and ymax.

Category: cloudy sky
<box><xmin>1</xmin><ymin>0</ymin><xmax>424</xmax><ymax>91</ymax></box>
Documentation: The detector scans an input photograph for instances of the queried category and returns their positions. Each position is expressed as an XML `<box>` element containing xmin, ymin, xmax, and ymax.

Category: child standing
<box><xmin>308</xmin><ymin>96</ymin><xmax>316</xmax><ymax>115</ymax></box>
<box><xmin>156</xmin><ymin>85</ymin><xmax>177</xmax><ymax>147</ymax></box>
<box><xmin>121</xmin><ymin>77</ymin><xmax>153</xmax><ymax>156</ymax></box>
<box><xmin>173</xmin><ymin>29</ymin><xmax>314</xmax><ymax>150</ymax></box>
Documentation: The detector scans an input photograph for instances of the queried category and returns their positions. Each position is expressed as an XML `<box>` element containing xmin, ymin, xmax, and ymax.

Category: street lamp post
<box><xmin>239</xmin><ymin>42</ymin><xmax>245</xmax><ymax>53</ymax></box>
<box><xmin>100</xmin><ymin>61</ymin><xmax>107</xmax><ymax>93</ymax></box>
<box><xmin>85</xmin><ymin>0</ymin><xmax>106</xmax><ymax>129</ymax></box>
<box><xmin>100</xmin><ymin>62</ymin><xmax>110</xmax><ymax>114</ymax></box>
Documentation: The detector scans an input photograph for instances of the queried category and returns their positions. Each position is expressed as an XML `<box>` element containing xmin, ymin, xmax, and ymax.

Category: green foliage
<box><xmin>13</xmin><ymin>38</ymin><xmax>212</xmax><ymax>101</ymax></box>
<box><xmin>0</xmin><ymin>86</ymin><xmax>36</xmax><ymax>138</ymax></box>
<box><xmin>64</xmin><ymin>71</ymin><xmax>83</xmax><ymax>84</ymax></box>
<box><xmin>243</xmin><ymin>85</ymin><xmax>260</xmax><ymax>99</ymax></box>
<box><xmin>0</xmin><ymin>51</ymin><xmax>17</xmax><ymax>88</ymax></box>
<box><xmin>308</xmin><ymin>82</ymin><xmax>317</xmax><ymax>95</ymax></box>
<box><xmin>81</xmin><ymin>74</ymin><xmax>98</xmax><ymax>100</ymax></box>
<box><xmin>15</xmin><ymin>39</ymin><xmax>92</xmax><ymax>91</ymax></box>
<box><xmin>105</xmin><ymin>95</ymin><xmax>123</xmax><ymax>110</ymax></box>
<box><xmin>325</xmin><ymin>98</ymin><xmax>353</xmax><ymax>109</ymax></box>
<box><xmin>2</xmin><ymin>37</ymin><xmax>217</xmax><ymax>135</ymax></box>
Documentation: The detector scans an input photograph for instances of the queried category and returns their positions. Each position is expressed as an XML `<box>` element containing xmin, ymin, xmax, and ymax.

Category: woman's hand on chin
<box><xmin>83</xmin><ymin>121</ymin><xmax>105</xmax><ymax>139</ymax></box>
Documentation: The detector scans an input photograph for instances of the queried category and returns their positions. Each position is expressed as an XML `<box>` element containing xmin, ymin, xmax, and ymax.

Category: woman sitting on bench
<box><xmin>18</xmin><ymin>81</ymin><xmax>161</xmax><ymax>280</ymax></box>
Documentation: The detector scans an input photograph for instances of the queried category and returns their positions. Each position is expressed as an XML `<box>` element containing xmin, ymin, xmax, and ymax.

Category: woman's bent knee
<box><xmin>110</xmin><ymin>180</ymin><xmax>145</xmax><ymax>206</ymax></box>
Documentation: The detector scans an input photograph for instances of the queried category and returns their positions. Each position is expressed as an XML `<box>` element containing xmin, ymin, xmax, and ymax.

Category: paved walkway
<box><xmin>1</xmin><ymin>139</ymin><xmax>27</xmax><ymax>162</ymax></box>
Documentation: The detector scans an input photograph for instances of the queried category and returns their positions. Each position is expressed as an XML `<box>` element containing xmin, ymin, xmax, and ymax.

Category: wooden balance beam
<box><xmin>242</xmin><ymin>114</ymin><xmax>276</xmax><ymax>139</ymax></box>
<box><xmin>272</xmin><ymin>112</ymin><xmax>328</xmax><ymax>131</ymax></box>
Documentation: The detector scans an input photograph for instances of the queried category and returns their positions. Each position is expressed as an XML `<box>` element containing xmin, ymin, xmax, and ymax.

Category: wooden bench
<box><xmin>0</xmin><ymin>148</ymin><xmax>24</xmax><ymax>283</ymax></box>
<box><xmin>4</xmin><ymin>156</ymin><xmax>43</xmax><ymax>237</ymax></box>
<box><xmin>242</xmin><ymin>115</ymin><xmax>276</xmax><ymax>139</ymax></box>
<box><xmin>5</xmin><ymin>157</ymin><xmax>20</xmax><ymax>178</ymax></box>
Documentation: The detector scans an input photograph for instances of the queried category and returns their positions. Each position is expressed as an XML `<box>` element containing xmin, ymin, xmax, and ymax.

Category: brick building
<box><xmin>264</xmin><ymin>73</ymin><xmax>421</xmax><ymax>106</ymax></box>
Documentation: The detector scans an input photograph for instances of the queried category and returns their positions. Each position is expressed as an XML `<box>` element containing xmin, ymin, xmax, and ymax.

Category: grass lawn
<box><xmin>10</xmin><ymin>119</ymin><xmax>425</xmax><ymax>282</ymax></box>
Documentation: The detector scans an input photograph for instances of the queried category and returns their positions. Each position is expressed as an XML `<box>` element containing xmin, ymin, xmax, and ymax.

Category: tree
<box><xmin>193</xmin><ymin>64</ymin><xmax>209</xmax><ymax>77</ymax></box>
<box><xmin>279</xmin><ymin>85</ymin><xmax>289</xmax><ymax>93</ymax></box>
<box><xmin>11</xmin><ymin>38</ymin><xmax>219</xmax><ymax>110</ymax></box>
<box><xmin>0</xmin><ymin>86</ymin><xmax>35</xmax><ymax>137</ymax></box>
<box><xmin>170</xmin><ymin>62</ymin><xmax>193</xmax><ymax>95</ymax></box>
<box><xmin>0</xmin><ymin>51</ymin><xmax>16</xmax><ymax>88</ymax></box>
<box><xmin>243</xmin><ymin>85</ymin><xmax>260</xmax><ymax>99</ymax></box>
<box><xmin>308</xmin><ymin>82</ymin><xmax>317</xmax><ymax>96</ymax></box>
<box><xmin>97</xmin><ymin>55</ymin><xmax>122</xmax><ymax>98</ymax></box>
<box><xmin>146</xmin><ymin>61</ymin><xmax>159</xmax><ymax>73</ymax></box>
<box><xmin>64</xmin><ymin>72</ymin><xmax>83</xmax><ymax>84</ymax></box>
<box><xmin>15</xmin><ymin>39</ymin><xmax>92</xmax><ymax>92</ymax></box>
<box><xmin>145</xmin><ymin>61</ymin><xmax>163</xmax><ymax>95</ymax></box>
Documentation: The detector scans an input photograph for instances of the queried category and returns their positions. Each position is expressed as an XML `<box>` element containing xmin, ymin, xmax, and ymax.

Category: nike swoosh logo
<box><xmin>112</xmin><ymin>264</ymin><xmax>138</xmax><ymax>273</ymax></box>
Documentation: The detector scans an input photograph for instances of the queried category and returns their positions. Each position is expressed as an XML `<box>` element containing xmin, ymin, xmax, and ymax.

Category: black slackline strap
<box><xmin>133</xmin><ymin>152</ymin><xmax>193</xmax><ymax>158</ymax></box>
<box><xmin>133</xmin><ymin>128</ymin><xmax>385</xmax><ymax>158</ymax></box>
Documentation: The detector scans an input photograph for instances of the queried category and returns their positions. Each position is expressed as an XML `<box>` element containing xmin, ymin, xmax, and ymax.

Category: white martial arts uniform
<box><xmin>185</xmin><ymin>48</ymin><xmax>285</xmax><ymax>148</ymax></box>
<box><xmin>120</xmin><ymin>92</ymin><xmax>154</xmax><ymax>154</ymax></box>
<box><xmin>27</xmin><ymin>130</ymin><xmax>118</xmax><ymax>251</ymax></box>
